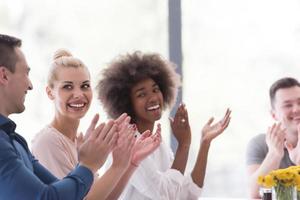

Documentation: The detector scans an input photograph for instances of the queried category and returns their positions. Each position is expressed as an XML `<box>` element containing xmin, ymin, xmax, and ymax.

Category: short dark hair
<box><xmin>269</xmin><ymin>77</ymin><xmax>300</xmax><ymax>107</ymax></box>
<box><xmin>96</xmin><ymin>51</ymin><xmax>180</xmax><ymax>122</ymax></box>
<box><xmin>0</xmin><ymin>34</ymin><xmax>22</xmax><ymax>72</ymax></box>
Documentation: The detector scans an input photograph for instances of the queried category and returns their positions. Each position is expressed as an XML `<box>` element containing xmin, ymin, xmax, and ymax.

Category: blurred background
<box><xmin>2</xmin><ymin>0</ymin><xmax>300</xmax><ymax>197</ymax></box>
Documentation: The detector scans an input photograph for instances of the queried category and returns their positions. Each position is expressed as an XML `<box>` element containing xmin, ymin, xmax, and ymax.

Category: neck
<box><xmin>285</xmin><ymin>130</ymin><xmax>298</xmax><ymax>147</ymax></box>
<box><xmin>136</xmin><ymin>120</ymin><xmax>155</xmax><ymax>134</ymax></box>
<box><xmin>0</xmin><ymin>110</ymin><xmax>8</xmax><ymax>118</ymax></box>
<box><xmin>0</xmin><ymin>95</ymin><xmax>11</xmax><ymax>117</ymax></box>
<box><xmin>51</xmin><ymin>114</ymin><xmax>79</xmax><ymax>142</ymax></box>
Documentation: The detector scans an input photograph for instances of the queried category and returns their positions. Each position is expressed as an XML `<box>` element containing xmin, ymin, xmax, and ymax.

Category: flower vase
<box><xmin>273</xmin><ymin>185</ymin><xmax>296</xmax><ymax>200</ymax></box>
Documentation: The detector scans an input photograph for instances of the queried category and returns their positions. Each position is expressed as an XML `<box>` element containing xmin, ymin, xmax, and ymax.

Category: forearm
<box><xmin>105</xmin><ymin>164</ymin><xmax>137</xmax><ymax>200</ymax></box>
<box><xmin>191</xmin><ymin>140</ymin><xmax>210</xmax><ymax>188</ymax></box>
<box><xmin>248</xmin><ymin>152</ymin><xmax>282</xmax><ymax>198</ymax></box>
<box><xmin>85</xmin><ymin>166</ymin><xmax>126</xmax><ymax>200</ymax></box>
<box><xmin>171</xmin><ymin>143</ymin><xmax>190</xmax><ymax>174</ymax></box>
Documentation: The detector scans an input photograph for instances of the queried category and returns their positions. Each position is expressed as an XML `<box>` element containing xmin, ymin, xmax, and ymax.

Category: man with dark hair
<box><xmin>0</xmin><ymin>34</ymin><xmax>21</xmax><ymax>72</ymax></box>
<box><xmin>246</xmin><ymin>77</ymin><xmax>300</xmax><ymax>198</ymax></box>
<box><xmin>0</xmin><ymin>34</ymin><xmax>118</xmax><ymax>200</ymax></box>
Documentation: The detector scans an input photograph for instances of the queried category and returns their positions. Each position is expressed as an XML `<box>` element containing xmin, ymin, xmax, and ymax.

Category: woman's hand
<box><xmin>131</xmin><ymin>124</ymin><xmax>162</xmax><ymax>166</ymax></box>
<box><xmin>111</xmin><ymin>122</ymin><xmax>136</xmax><ymax>170</ymax></box>
<box><xmin>170</xmin><ymin>103</ymin><xmax>191</xmax><ymax>147</ymax></box>
<box><xmin>201</xmin><ymin>108</ymin><xmax>231</xmax><ymax>144</ymax></box>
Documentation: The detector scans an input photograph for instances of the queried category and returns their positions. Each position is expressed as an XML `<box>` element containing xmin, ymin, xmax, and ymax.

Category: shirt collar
<box><xmin>0</xmin><ymin>114</ymin><xmax>16</xmax><ymax>134</ymax></box>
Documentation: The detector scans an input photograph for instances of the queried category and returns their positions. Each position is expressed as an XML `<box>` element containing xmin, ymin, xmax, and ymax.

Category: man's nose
<box><xmin>28</xmin><ymin>79</ymin><xmax>33</xmax><ymax>90</ymax></box>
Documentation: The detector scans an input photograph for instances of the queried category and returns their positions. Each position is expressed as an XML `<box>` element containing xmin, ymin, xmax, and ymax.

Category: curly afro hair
<box><xmin>96</xmin><ymin>51</ymin><xmax>181</xmax><ymax>122</ymax></box>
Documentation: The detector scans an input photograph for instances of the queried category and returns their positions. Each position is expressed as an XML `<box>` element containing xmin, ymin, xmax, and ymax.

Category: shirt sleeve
<box><xmin>246</xmin><ymin>134</ymin><xmax>268</xmax><ymax>165</ymax></box>
<box><xmin>130</xmin><ymin>156</ymin><xmax>202</xmax><ymax>200</ymax></box>
<box><xmin>0</xmin><ymin>135</ymin><xmax>93</xmax><ymax>200</ymax></box>
<box><xmin>31</xmin><ymin>130</ymin><xmax>76</xmax><ymax>179</ymax></box>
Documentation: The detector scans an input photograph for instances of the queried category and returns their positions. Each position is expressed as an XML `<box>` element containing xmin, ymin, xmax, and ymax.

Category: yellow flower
<box><xmin>264</xmin><ymin>174</ymin><xmax>275</xmax><ymax>188</ymax></box>
<box><xmin>257</xmin><ymin>176</ymin><xmax>265</xmax><ymax>186</ymax></box>
<box><xmin>257</xmin><ymin>166</ymin><xmax>300</xmax><ymax>189</ymax></box>
<box><xmin>257</xmin><ymin>174</ymin><xmax>275</xmax><ymax>188</ymax></box>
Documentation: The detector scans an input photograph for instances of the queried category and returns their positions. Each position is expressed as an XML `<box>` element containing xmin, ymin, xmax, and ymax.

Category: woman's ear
<box><xmin>46</xmin><ymin>86</ymin><xmax>55</xmax><ymax>100</ymax></box>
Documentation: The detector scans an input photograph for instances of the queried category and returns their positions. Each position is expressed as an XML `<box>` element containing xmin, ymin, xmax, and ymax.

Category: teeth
<box><xmin>147</xmin><ymin>105</ymin><xmax>159</xmax><ymax>111</ymax></box>
<box><xmin>69</xmin><ymin>103</ymin><xmax>84</xmax><ymax>108</ymax></box>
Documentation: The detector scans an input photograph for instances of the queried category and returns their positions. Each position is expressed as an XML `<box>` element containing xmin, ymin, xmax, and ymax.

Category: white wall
<box><xmin>2</xmin><ymin>0</ymin><xmax>300</xmax><ymax>197</ymax></box>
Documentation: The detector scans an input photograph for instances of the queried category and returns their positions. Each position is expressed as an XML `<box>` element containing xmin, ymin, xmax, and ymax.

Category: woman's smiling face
<box><xmin>130</xmin><ymin>78</ymin><xmax>163</xmax><ymax>126</ymax></box>
<box><xmin>48</xmin><ymin>67</ymin><xmax>92</xmax><ymax>120</ymax></box>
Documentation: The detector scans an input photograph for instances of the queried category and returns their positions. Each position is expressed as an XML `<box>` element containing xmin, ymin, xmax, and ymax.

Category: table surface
<box><xmin>199</xmin><ymin>198</ymin><xmax>260</xmax><ymax>200</ymax></box>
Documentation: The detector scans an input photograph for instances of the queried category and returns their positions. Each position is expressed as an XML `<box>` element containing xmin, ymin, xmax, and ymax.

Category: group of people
<box><xmin>0</xmin><ymin>34</ymin><xmax>230</xmax><ymax>200</ymax></box>
<box><xmin>0</xmin><ymin>33</ymin><xmax>297</xmax><ymax>200</ymax></box>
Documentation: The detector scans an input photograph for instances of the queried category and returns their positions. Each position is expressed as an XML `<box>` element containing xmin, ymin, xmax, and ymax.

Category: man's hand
<box><xmin>266</xmin><ymin>123</ymin><xmax>285</xmax><ymax>159</ymax></box>
<box><xmin>286</xmin><ymin>124</ymin><xmax>300</xmax><ymax>164</ymax></box>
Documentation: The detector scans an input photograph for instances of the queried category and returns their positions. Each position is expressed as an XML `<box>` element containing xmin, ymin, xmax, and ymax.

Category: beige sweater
<box><xmin>31</xmin><ymin>125</ymin><xmax>77</xmax><ymax>179</ymax></box>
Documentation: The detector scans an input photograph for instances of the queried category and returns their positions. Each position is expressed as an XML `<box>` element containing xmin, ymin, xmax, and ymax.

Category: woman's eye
<box><xmin>63</xmin><ymin>85</ymin><xmax>72</xmax><ymax>90</ymax></box>
<box><xmin>82</xmin><ymin>84</ymin><xmax>90</xmax><ymax>89</ymax></box>
<box><xmin>137</xmin><ymin>93</ymin><xmax>145</xmax><ymax>98</ymax></box>
<box><xmin>153</xmin><ymin>87</ymin><xmax>160</xmax><ymax>93</ymax></box>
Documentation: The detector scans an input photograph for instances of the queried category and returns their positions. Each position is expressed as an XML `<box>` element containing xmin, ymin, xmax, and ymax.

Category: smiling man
<box><xmin>0</xmin><ymin>34</ymin><xmax>119</xmax><ymax>200</ymax></box>
<box><xmin>246</xmin><ymin>77</ymin><xmax>300</xmax><ymax>198</ymax></box>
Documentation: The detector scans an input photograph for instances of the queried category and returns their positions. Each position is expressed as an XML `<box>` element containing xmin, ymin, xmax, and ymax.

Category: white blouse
<box><xmin>120</xmin><ymin>140</ymin><xmax>202</xmax><ymax>200</ymax></box>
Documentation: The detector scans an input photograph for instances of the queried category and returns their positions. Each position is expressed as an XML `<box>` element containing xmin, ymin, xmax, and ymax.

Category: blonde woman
<box><xmin>32</xmin><ymin>49</ymin><xmax>161</xmax><ymax>200</ymax></box>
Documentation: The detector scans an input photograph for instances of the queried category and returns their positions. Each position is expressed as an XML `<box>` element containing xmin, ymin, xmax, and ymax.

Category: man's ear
<box><xmin>271</xmin><ymin>108</ymin><xmax>278</xmax><ymax>121</ymax></box>
<box><xmin>0</xmin><ymin>66</ymin><xmax>9</xmax><ymax>85</ymax></box>
<box><xmin>46</xmin><ymin>86</ymin><xmax>55</xmax><ymax>100</ymax></box>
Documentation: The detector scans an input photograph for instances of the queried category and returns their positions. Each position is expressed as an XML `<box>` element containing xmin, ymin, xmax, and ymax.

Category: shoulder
<box><xmin>34</xmin><ymin>125</ymin><xmax>62</xmax><ymax>141</ymax></box>
<box><xmin>248</xmin><ymin>133</ymin><xmax>266</xmax><ymax>147</ymax></box>
<box><xmin>246</xmin><ymin>133</ymin><xmax>268</xmax><ymax>165</ymax></box>
<box><xmin>0</xmin><ymin>129</ymin><xmax>10</xmax><ymax>141</ymax></box>
<box><xmin>246</xmin><ymin>133</ymin><xmax>267</xmax><ymax>154</ymax></box>
<box><xmin>0</xmin><ymin>130</ymin><xmax>28</xmax><ymax>150</ymax></box>
<box><xmin>0</xmin><ymin>130</ymin><xmax>18</xmax><ymax>158</ymax></box>
<box><xmin>31</xmin><ymin>126</ymin><xmax>64</xmax><ymax>149</ymax></box>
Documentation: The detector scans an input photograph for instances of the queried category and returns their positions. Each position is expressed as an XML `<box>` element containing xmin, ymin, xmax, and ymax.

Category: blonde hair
<box><xmin>47</xmin><ymin>49</ymin><xmax>88</xmax><ymax>88</ymax></box>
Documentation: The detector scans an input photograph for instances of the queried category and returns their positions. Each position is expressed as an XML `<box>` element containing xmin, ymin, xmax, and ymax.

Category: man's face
<box><xmin>272</xmin><ymin>86</ymin><xmax>300</xmax><ymax>135</ymax></box>
<box><xmin>5</xmin><ymin>48</ymin><xmax>32</xmax><ymax>115</ymax></box>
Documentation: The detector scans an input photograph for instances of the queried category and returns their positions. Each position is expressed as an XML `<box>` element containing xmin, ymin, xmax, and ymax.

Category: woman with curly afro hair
<box><xmin>97</xmin><ymin>51</ymin><xmax>231</xmax><ymax>200</ymax></box>
<box><xmin>31</xmin><ymin>49</ymin><xmax>161</xmax><ymax>200</ymax></box>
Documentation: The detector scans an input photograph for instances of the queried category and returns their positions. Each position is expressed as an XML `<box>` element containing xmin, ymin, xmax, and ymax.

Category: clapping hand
<box><xmin>170</xmin><ymin>103</ymin><xmax>191</xmax><ymax>146</ymax></box>
<box><xmin>111</xmin><ymin>117</ymin><xmax>136</xmax><ymax>169</ymax></box>
<box><xmin>285</xmin><ymin>124</ymin><xmax>300</xmax><ymax>164</ymax></box>
<box><xmin>131</xmin><ymin>124</ymin><xmax>162</xmax><ymax>166</ymax></box>
<box><xmin>78</xmin><ymin>114</ymin><xmax>118</xmax><ymax>173</ymax></box>
<box><xmin>201</xmin><ymin>108</ymin><xmax>231</xmax><ymax>143</ymax></box>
